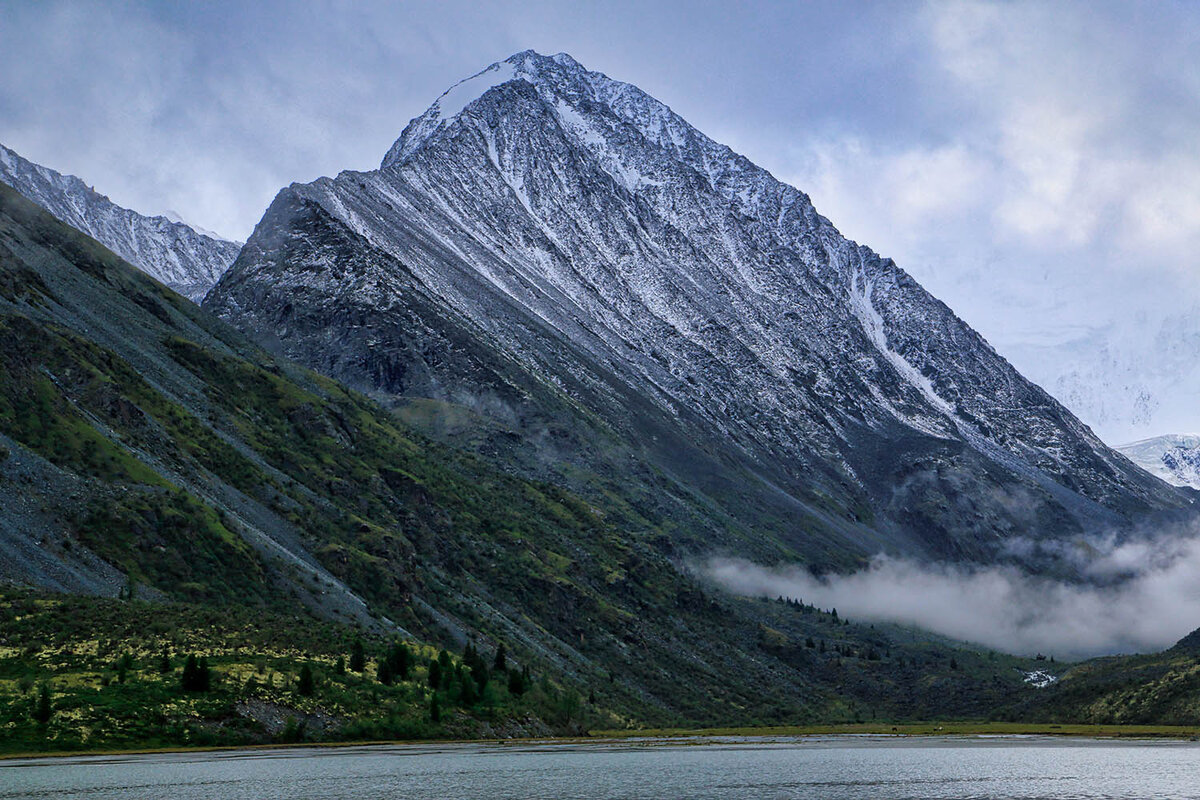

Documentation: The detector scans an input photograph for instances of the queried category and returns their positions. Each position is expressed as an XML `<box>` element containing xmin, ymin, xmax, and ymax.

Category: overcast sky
<box><xmin>3</xmin><ymin>0</ymin><xmax>1200</xmax><ymax>441</ymax></box>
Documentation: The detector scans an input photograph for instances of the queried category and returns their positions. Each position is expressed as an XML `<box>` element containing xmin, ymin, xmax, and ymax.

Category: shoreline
<box><xmin>5</xmin><ymin>722</ymin><xmax>1199</xmax><ymax>762</ymax></box>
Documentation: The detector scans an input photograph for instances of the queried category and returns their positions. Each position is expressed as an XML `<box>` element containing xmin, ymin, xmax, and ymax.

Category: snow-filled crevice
<box><xmin>849</xmin><ymin>268</ymin><xmax>955</xmax><ymax>419</ymax></box>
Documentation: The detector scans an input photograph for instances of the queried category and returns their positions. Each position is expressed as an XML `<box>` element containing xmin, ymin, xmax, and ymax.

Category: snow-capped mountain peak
<box><xmin>385</xmin><ymin>50</ymin><xmax>694</xmax><ymax>168</ymax></box>
<box><xmin>208</xmin><ymin>51</ymin><xmax>1193</xmax><ymax>567</ymax></box>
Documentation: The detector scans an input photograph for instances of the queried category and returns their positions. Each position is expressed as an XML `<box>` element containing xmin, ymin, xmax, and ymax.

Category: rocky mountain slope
<box><xmin>207</xmin><ymin>51</ymin><xmax>1194</xmax><ymax>571</ymax></box>
<box><xmin>0</xmin><ymin>179</ymin><xmax>1070</xmax><ymax>727</ymax></box>
<box><xmin>0</xmin><ymin>143</ymin><xmax>240</xmax><ymax>301</ymax></box>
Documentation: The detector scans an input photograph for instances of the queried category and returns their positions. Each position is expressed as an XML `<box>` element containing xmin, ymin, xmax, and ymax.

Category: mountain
<box><xmin>206</xmin><ymin>51</ymin><xmax>1193</xmax><ymax>572</ymax></box>
<box><xmin>1117</xmin><ymin>434</ymin><xmax>1200</xmax><ymax>489</ymax></box>
<box><xmin>0</xmin><ymin>178</ymin><xmax>1062</xmax><ymax>732</ymax></box>
<box><xmin>0</xmin><ymin>143</ymin><xmax>240</xmax><ymax>301</ymax></box>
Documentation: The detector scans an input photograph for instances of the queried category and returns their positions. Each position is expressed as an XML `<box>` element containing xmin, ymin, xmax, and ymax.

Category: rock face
<box><xmin>0</xmin><ymin>143</ymin><xmax>240</xmax><ymax>301</ymax></box>
<box><xmin>207</xmin><ymin>51</ymin><xmax>1193</xmax><ymax>567</ymax></box>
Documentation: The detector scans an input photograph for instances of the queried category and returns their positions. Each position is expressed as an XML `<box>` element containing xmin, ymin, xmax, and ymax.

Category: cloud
<box><xmin>700</xmin><ymin>530</ymin><xmax>1200</xmax><ymax>659</ymax></box>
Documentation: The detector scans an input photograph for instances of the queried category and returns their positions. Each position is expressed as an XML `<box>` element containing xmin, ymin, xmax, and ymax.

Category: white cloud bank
<box><xmin>700</xmin><ymin>532</ymin><xmax>1200</xmax><ymax>659</ymax></box>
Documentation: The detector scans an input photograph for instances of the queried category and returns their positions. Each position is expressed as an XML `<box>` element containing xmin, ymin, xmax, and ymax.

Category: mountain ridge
<box><xmin>0</xmin><ymin>143</ymin><xmax>241</xmax><ymax>301</ymax></box>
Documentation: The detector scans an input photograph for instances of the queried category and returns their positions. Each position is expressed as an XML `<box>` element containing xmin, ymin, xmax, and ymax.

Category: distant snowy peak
<box><xmin>162</xmin><ymin>209</ymin><xmax>232</xmax><ymax>242</ymax></box>
<box><xmin>1117</xmin><ymin>434</ymin><xmax>1200</xmax><ymax>489</ymax></box>
<box><xmin>0</xmin><ymin>143</ymin><xmax>241</xmax><ymax>301</ymax></box>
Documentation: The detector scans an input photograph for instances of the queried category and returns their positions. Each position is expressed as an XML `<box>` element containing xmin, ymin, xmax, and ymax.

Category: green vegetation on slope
<box><xmin>0</xmin><ymin>589</ymin><xmax>602</xmax><ymax>754</ymax></box>
<box><xmin>1020</xmin><ymin>637</ymin><xmax>1200</xmax><ymax>725</ymax></box>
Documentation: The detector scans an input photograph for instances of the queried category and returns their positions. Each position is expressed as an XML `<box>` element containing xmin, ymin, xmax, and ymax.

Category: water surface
<box><xmin>3</xmin><ymin>735</ymin><xmax>1198</xmax><ymax>799</ymax></box>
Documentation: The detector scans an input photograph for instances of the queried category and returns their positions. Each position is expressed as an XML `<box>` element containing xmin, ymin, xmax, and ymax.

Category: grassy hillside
<box><xmin>1018</xmin><ymin>636</ymin><xmax>1200</xmax><ymax>725</ymax></box>
<box><xmin>0</xmin><ymin>588</ymin><xmax>597</xmax><ymax>754</ymax></box>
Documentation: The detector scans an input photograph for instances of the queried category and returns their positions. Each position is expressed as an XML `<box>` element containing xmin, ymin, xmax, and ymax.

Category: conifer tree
<box><xmin>33</xmin><ymin>684</ymin><xmax>51</xmax><ymax>724</ymax></box>
<box><xmin>493</xmin><ymin>643</ymin><xmax>507</xmax><ymax>672</ymax></box>
<box><xmin>382</xmin><ymin>642</ymin><xmax>410</xmax><ymax>680</ymax></box>
<box><xmin>378</xmin><ymin>660</ymin><xmax>393</xmax><ymax>686</ymax></box>
<box><xmin>181</xmin><ymin>654</ymin><xmax>197</xmax><ymax>690</ymax></box>
<box><xmin>349</xmin><ymin>639</ymin><xmax>366</xmax><ymax>673</ymax></box>
<box><xmin>180</xmin><ymin>654</ymin><xmax>212</xmax><ymax>692</ymax></box>
<box><xmin>471</xmin><ymin>661</ymin><xmax>489</xmax><ymax>692</ymax></box>
<box><xmin>460</xmin><ymin>671</ymin><xmax>479</xmax><ymax>706</ymax></box>
<box><xmin>395</xmin><ymin>643</ymin><xmax>411</xmax><ymax>680</ymax></box>
<box><xmin>298</xmin><ymin>664</ymin><xmax>315</xmax><ymax>696</ymax></box>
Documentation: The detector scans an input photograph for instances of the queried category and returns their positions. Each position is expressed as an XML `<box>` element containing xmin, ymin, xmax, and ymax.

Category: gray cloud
<box><xmin>701</xmin><ymin>529</ymin><xmax>1200</xmax><ymax>659</ymax></box>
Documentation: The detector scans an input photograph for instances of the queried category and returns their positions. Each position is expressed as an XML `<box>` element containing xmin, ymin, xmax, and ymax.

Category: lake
<box><xmin>2</xmin><ymin>736</ymin><xmax>1198</xmax><ymax>799</ymax></box>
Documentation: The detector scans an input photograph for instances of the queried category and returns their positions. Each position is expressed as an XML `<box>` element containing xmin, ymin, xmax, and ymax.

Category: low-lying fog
<box><xmin>701</xmin><ymin>531</ymin><xmax>1200</xmax><ymax>659</ymax></box>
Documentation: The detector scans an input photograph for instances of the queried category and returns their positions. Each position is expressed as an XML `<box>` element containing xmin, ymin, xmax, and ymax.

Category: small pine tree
<box><xmin>430</xmin><ymin>693</ymin><xmax>441</xmax><ymax>722</ymax></box>
<box><xmin>349</xmin><ymin>639</ymin><xmax>366</xmax><ymax>673</ymax></box>
<box><xmin>950</xmin><ymin>657</ymin><xmax>959</xmax><ymax>670</ymax></box>
<box><xmin>298</xmin><ymin>664</ymin><xmax>315</xmax><ymax>696</ymax></box>
<box><xmin>428</xmin><ymin>658</ymin><xmax>442</xmax><ymax>690</ymax></box>
<box><xmin>392</xmin><ymin>643</ymin><xmax>410</xmax><ymax>680</ymax></box>
<box><xmin>33</xmin><ymin>684</ymin><xmax>51</xmax><ymax>724</ymax></box>
<box><xmin>493</xmin><ymin>643</ymin><xmax>507</xmax><ymax>672</ymax></box>
<box><xmin>508</xmin><ymin>668</ymin><xmax>526</xmax><ymax>696</ymax></box>
<box><xmin>460</xmin><ymin>672</ymin><xmax>479</xmax><ymax>706</ymax></box>
<box><xmin>181</xmin><ymin>654</ymin><xmax>199</xmax><ymax>691</ymax></box>
<box><xmin>471</xmin><ymin>663</ymin><xmax>489</xmax><ymax>692</ymax></box>
<box><xmin>181</xmin><ymin>654</ymin><xmax>212</xmax><ymax>692</ymax></box>
<box><xmin>335</xmin><ymin>656</ymin><xmax>346</xmax><ymax>676</ymax></box>
<box><xmin>159</xmin><ymin>650</ymin><xmax>171</xmax><ymax>674</ymax></box>
<box><xmin>378</xmin><ymin>660</ymin><xmax>393</xmax><ymax>686</ymax></box>
<box><xmin>464</xmin><ymin>641</ymin><xmax>478</xmax><ymax>669</ymax></box>
<box><xmin>280</xmin><ymin>716</ymin><xmax>304</xmax><ymax>743</ymax></box>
